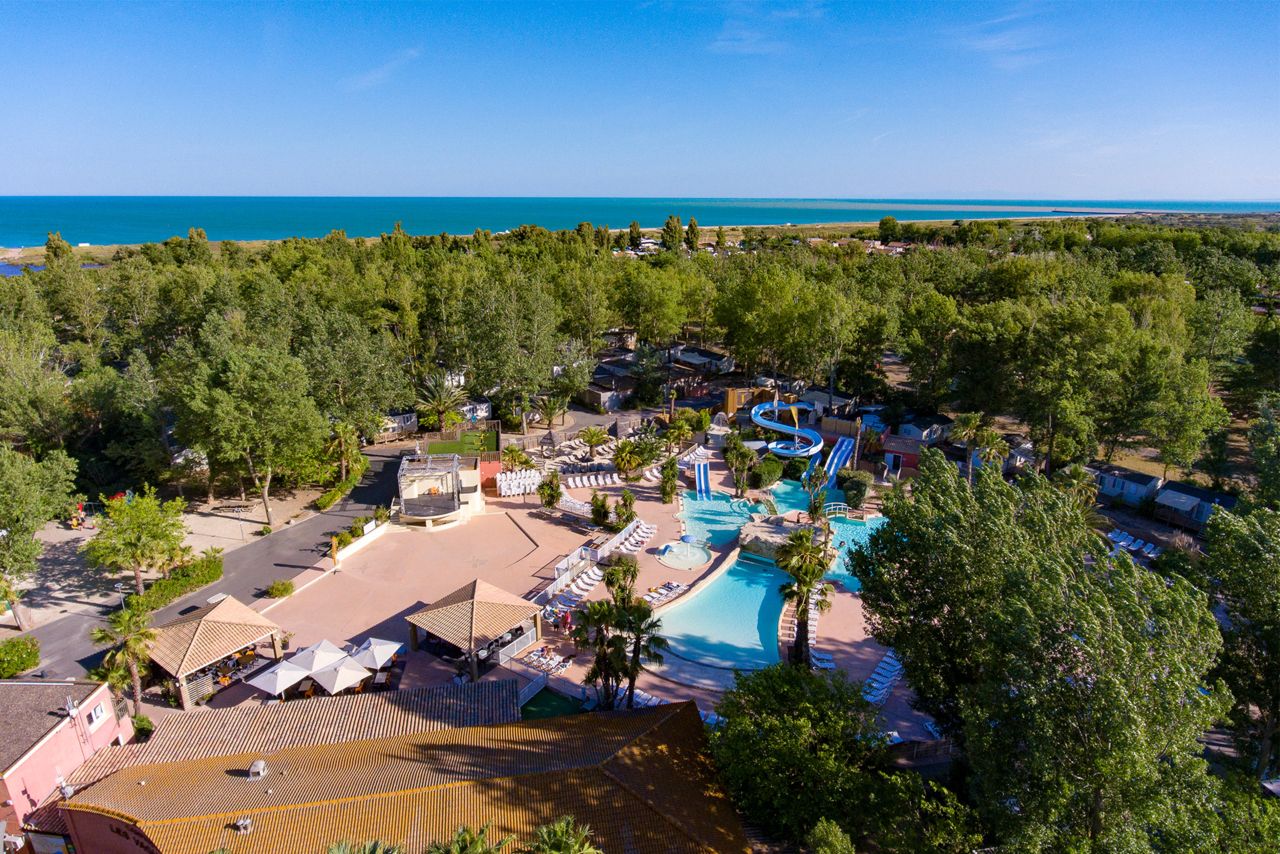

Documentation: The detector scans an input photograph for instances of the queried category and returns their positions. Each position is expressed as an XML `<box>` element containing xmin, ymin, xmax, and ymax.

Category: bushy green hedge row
<box><xmin>752</xmin><ymin>454</ymin><xmax>785</xmax><ymax>489</ymax></box>
<box><xmin>782</xmin><ymin>457</ymin><xmax>810</xmax><ymax>481</ymax></box>
<box><xmin>315</xmin><ymin>455</ymin><xmax>370</xmax><ymax>511</ymax></box>
<box><xmin>0</xmin><ymin>636</ymin><xmax>40</xmax><ymax>677</ymax></box>
<box><xmin>126</xmin><ymin>551</ymin><xmax>224</xmax><ymax>613</ymax></box>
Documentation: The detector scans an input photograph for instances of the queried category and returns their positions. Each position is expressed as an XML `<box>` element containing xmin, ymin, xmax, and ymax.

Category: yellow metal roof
<box><xmin>405</xmin><ymin>578</ymin><xmax>540</xmax><ymax>653</ymax></box>
<box><xmin>148</xmin><ymin>596</ymin><xmax>281</xmax><ymax>678</ymax></box>
<box><xmin>64</xmin><ymin>702</ymin><xmax>749</xmax><ymax>853</ymax></box>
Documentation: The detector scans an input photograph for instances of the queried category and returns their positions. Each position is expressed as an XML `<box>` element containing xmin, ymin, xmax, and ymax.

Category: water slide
<box><xmin>822</xmin><ymin>436</ymin><xmax>856</xmax><ymax>489</ymax></box>
<box><xmin>694</xmin><ymin>462</ymin><xmax>713</xmax><ymax>500</ymax></box>
<box><xmin>750</xmin><ymin>401</ymin><xmax>824</xmax><ymax>472</ymax></box>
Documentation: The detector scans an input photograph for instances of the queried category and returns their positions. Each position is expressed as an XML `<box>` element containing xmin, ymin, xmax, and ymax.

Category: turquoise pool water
<box><xmin>767</xmin><ymin>480</ymin><xmax>886</xmax><ymax>581</ymax></box>
<box><xmin>679</xmin><ymin>490</ymin><xmax>764</xmax><ymax>547</ymax></box>
<box><xmin>662</xmin><ymin>553</ymin><xmax>788</xmax><ymax>670</ymax></box>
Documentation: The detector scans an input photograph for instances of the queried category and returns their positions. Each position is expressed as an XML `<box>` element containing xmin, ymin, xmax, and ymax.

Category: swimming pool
<box><xmin>661</xmin><ymin>553</ymin><xmax>788</xmax><ymax>670</ymax></box>
<box><xmin>767</xmin><ymin>480</ymin><xmax>886</xmax><ymax>581</ymax></box>
<box><xmin>678</xmin><ymin>490</ymin><xmax>765</xmax><ymax>547</ymax></box>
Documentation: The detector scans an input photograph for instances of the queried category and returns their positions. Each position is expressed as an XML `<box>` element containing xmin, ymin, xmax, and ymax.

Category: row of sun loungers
<box><xmin>1107</xmin><ymin>529</ymin><xmax>1163</xmax><ymax>559</ymax></box>
<box><xmin>497</xmin><ymin>469</ymin><xmax>543</xmax><ymax>496</ymax></box>
<box><xmin>525</xmin><ymin>646</ymin><xmax>572</xmax><ymax>675</ymax></box>
<box><xmin>782</xmin><ymin>590</ymin><xmax>824</xmax><ymax>645</ymax></box>
<box><xmin>860</xmin><ymin>651</ymin><xmax>902</xmax><ymax>706</ymax></box>
<box><xmin>542</xmin><ymin>566</ymin><xmax>605</xmax><ymax>618</ymax></box>
<box><xmin>642</xmin><ymin>581</ymin><xmax>688</xmax><ymax>606</ymax></box>
<box><xmin>630</xmin><ymin>687</ymin><xmax>672</xmax><ymax>708</ymax></box>
<box><xmin>616</xmin><ymin>521</ymin><xmax>657</xmax><ymax>554</ymax></box>
<box><xmin>563</xmin><ymin>473</ymin><xmax>622</xmax><ymax>489</ymax></box>
<box><xmin>556</xmin><ymin>496</ymin><xmax>593</xmax><ymax>517</ymax></box>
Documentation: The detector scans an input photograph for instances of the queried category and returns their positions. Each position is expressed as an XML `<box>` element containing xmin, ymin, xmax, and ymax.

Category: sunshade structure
<box><xmin>246</xmin><ymin>659</ymin><xmax>311</xmax><ymax>698</ymax></box>
<box><xmin>147</xmin><ymin>597</ymin><xmax>283</xmax><ymax>710</ymax></box>
<box><xmin>406</xmin><ymin>579</ymin><xmax>541</xmax><ymax>679</ymax></box>
<box><xmin>311</xmin><ymin>657</ymin><xmax>371</xmax><ymax>695</ymax></box>
<box><xmin>350</xmin><ymin>637</ymin><xmax>403</xmax><ymax>670</ymax></box>
<box><xmin>288</xmin><ymin>639</ymin><xmax>347</xmax><ymax>673</ymax></box>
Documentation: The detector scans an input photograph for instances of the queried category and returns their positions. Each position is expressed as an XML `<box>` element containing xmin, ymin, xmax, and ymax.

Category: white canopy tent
<box><xmin>350</xmin><ymin>637</ymin><xmax>403</xmax><ymax>670</ymax></box>
<box><xmin>311</xmin><ymin>656</ymin><xmax>371</xmax><ymax>695</ymax></box>
<box><xmin>246</xmin><ymin>659</ymin><xmax>311</xmax><ymax>697</ymax></box>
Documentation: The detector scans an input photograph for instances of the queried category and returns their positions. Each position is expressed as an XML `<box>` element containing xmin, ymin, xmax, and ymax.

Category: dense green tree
<box><xmin>683</xmin><ymin>217</ymin><xmax>700</xmax><ymax>251</ymax></box>
<box><xmin>0</xmin><ymin>444</ymin><xmax>77</xmax><ymax>628</ymax></box>
<box><xmin>1203</xmin><ymin>508</ymin><xmax>1280</xmax><ymax>778</ymax></box>
<box><xmin>89</xmin><ymin>606</ymin><xmax>156</xmax><ymax>715</ymax></box>
<box><xmin>898</xmin><ymin>290</ymin><xmax>959</xmax><ymax>411</ymax></box>
<box><xmin>81</xmin><ymin>485</ymin><xmax>187</xmax><ymax>595</ymax></box>
<box><xmin>627</xmin><ymin>221</ymin><xmax>642</xmax><ymax>250</ymax></box>
<box><xmin>660</xmin><ymin>214</ymin><xmax>683</xmax><ymax>251</ymax></box>
<box><xmin>878</xmin><ymin>215</ymin><xmax>900</xmax><ymax>243</ymax></box>
<box><xmin>1249</xmin><ymin>394</ymin><xmax>1280</xmax><ymax>510</ymax></box>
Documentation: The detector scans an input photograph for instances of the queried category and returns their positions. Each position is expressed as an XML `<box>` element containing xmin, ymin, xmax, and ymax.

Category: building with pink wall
<box><xmin>0</xmin><ymin>680</ymin><xmax>133</xmax><ymax>843</ymax></box>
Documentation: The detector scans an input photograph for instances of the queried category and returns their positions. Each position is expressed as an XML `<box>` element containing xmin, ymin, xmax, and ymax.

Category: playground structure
<box><xmin>750</xmin><ymin>400</ymin><xmax>824</xmax><ymax>473</ymax></box>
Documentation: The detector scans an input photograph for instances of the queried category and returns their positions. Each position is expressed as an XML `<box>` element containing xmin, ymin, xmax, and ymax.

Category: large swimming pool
<box><xmin>662</xmin><ymin>552</ymin><xmax>788</xmax><ymax>670</ymax></box>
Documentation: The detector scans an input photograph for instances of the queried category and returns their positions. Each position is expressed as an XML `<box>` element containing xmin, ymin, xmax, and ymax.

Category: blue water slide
<box><xmin>694</xmin><ymin>462</ymin><xmax>713</xmax><ymax>500</ymax></box>
<box><xmin>750</xmin><ymin>401</ymin><xmax>824</xmax><ymax>470</ymax></box>
<box><xmin>823</xmin><ymin>436</ymin><xmax>856</xmax><ymax>489</ymax></box>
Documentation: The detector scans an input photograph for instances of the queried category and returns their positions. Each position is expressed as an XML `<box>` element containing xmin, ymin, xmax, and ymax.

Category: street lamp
<box><xmin>113</xmin><ymin>581</ymin><xmax>126</xmax><ymax>609</ymax></box>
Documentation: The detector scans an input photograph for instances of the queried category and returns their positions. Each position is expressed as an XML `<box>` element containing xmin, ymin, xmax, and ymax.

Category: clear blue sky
<box><xmin>3</xmin><ymin>1</ymin><xmax>1277</xmax><ymax>199</ymax></box>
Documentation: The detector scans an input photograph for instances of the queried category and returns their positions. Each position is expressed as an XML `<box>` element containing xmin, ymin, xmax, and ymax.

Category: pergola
<box><xmin>406</xmin><ymin>579</ymin><xmax>541</xmax><ymax>680</ymax></box>
<box><xmin>147</xmin><ymin>596</ymin><xmax>283</xmax><ymax>710</ymax></box>
<box><xmin>398</xmin><ymin>453</ymin><xmax>463</xmax><ymax>520</ymax></box>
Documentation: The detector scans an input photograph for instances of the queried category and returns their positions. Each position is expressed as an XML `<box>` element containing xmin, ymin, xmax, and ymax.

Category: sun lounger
<box><xmin>1126</xmin><ymin>539</ymin><xmax>1146</xmax><ymax>552</ymax></box>
<box><xmin>1113</xmin><ymin>532</ymin><xmax>1133</xmax><ymax>548</ymax></box>
<box><xmin>1140</xmin><ymin>542</ymin><xmax>1159</xmax><ymax>557</ymax></box>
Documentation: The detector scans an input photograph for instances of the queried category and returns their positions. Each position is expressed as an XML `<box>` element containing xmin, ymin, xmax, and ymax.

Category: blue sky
<box><xmin>2</xmin><ymin>1</ymin><xmax>1277</xmax><ymax>199</ymax></box>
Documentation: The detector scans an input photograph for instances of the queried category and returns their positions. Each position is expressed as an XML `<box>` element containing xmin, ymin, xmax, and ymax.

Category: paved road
<box><xmin>22</xmin><ymin>446</ymin><xmax>405</xmax><ymax>679</ymax></box>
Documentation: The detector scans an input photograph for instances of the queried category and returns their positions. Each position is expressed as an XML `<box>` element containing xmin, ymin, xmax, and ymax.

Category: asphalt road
<box><xmin>22</xmin><ymin>445</ymin><xmax>404</xmax><ymax>679</ymax></box>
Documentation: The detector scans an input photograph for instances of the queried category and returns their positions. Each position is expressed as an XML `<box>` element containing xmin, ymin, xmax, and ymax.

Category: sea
<box><xmin>0</xmin><ymin>197</ymin><xmax>1275</xmax><ymax>250</ymax></box>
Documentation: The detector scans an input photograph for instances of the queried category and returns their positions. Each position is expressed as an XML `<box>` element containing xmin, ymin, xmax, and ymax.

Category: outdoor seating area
<box><xmin>641</xmin><ymin>581</ymin><xmax>688</xmax><ymax>606</ymax></box>
<box><xmin>1107</xmin><ymin>529</ymin><xmax>1164</xmax><ymax>560</ymax></box>
<box><xmin>407</xmin><ymin>579</ymin><xmax>543</xmax><ymax>681</ymax></box>
<box><xmin>497</xmin><ymin>469</ymin><xmax>543</xmax><ymax>496</ymax></box>
<box><xmin>543</xmin><ymin>565</ymin><xmax>604</xmax><ymax>621</ymax></box>
<box><xmin>855</xmin><ymin>650</ymin><xmax>902</xmax><ymax>706</ymax></box>
<box><xmin>782</xmin><ymin>589</ymin><xmax>825</xmax><ymax>650</ymax></box>
<box><xmin>247</xmin><ymin>637</ymin><xmax>406</xmax><ymax>702</ymax></box>
<box><xmin>525</xmin><ymin>646</ymin><xmax>574</xmax><ymax>676</ymax></box>
<box><xmin>563</xmin><ymin>472</ymin><xmax>622</xmax><ymax>489</ymax></box>
<box><xmin>615</xmin><ymin>520</ymin><xmax>657</xmax><ymax>554</ymax></box>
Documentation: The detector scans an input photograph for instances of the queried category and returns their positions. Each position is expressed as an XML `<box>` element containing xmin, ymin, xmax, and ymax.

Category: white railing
<box><xmin>518</xmin><ymin>670</ymin><xmax>549</xmax><ymax>704</ymax></box>
<box><xmin>823</xmin><ymin>502</ymin><xmax>853</xmax><ymax>518</ymax></box>
<box><xmin>497</xmin><ymin>629</ymin><xmax>539</xmax><ymax>665</ymax></box>
<box><xmin>589</xmin><ymin>519</ymin><xmax>643</xmax><ymax>562</ymax></box>
<box><xmin>532</xmin><ymin>548</ymin><xmax>594</xmax><ymax>605</ymax></box>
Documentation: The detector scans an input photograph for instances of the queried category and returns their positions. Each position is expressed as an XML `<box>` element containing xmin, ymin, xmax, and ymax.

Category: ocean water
<box><xmin>0</xmin><ymin>197</ymin><xmax>1274</xmax><ymax>248</ymax></box>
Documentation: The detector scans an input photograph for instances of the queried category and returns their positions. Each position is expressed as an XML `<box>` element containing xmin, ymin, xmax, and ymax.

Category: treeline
<box><xmin>2</xmin><ymin>215</ymin><xmax>1278</xmax><ymax>504</ymax></box>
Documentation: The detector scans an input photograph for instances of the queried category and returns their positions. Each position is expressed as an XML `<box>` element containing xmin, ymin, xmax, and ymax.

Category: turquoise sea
<box><xmin>0</xmin><ymin>197</ymin><xmax>1276</xmax><ymax>248</ymax></box>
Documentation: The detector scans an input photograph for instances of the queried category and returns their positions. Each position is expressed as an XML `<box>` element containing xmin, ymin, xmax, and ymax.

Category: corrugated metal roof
<box><xmin>64</xmin><ymin>702</ymin><xmax>748</xmax><ymax>853</ymax></box>
<box><xmin>148</xmin><ymin>597</ymin><xmax>281</xmax><ymax>678</ymax></box>
<box><xmin>405</xmin><ymin>579</ymin><xmax>540</xmax><ymax>653</ymax></box>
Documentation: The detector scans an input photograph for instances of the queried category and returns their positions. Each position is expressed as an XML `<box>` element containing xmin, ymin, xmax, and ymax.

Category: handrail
<box><xmin>823</xmin><ymin>501</ymin><xmax>852</xmax><ymax>518</ymax></box>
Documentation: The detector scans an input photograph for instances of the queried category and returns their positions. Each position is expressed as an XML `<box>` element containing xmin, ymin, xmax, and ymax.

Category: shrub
<box><xmin>753</xmin><ymin>454</ymin><xmax>784</xmax><ymax>489</ymax></box>
<box><xmin>131</xmin><ymin>714</ymin><xmax>155</xmax><ymax>741</ymax></box>
<box><xmin>126</xmin><ymin>549</ymin><xmax>224</xmax><ymax>613</ymax></box>
<box><xmin>806</xmin><ymin>818</ymin><xmax>855</xmax><ymax>854</ymax></box>
<box><xmin>373</xmin><ymin>505</ymin><xmax>390</xmax><ymax>524</ymax></box>
<box><xmin>349</xmin><ymin>516</ymin><xmax>373</xmax><ymax>538</ymax></box>
<box><xmin>0</xmin><ymin>636</ymin><xmax>39</xmax><ymax>677</ymax></box>
<box><xmin>335</xmin><ymin>531</ymin><xmax>354</xmax><ymax>549</ymax></box>
<box><xmin>783</xmin><ymin>457</ymin><xmax>809</xmax><ymax>481</ymax></box>
<box><xmin>315</xmin><ymin>455</ymin><xmax>370</xmax><ymax>511</ymax></box>
<box><xmin>265</xmin><ymin>579</ymin><xmax>295</xmax><ymax>598</ymax></box>
<box><xmin>258</xmin><ymin>524</ymin><xmax>272</xmax><ymax>536</ymax></box>
<box><xmin>841</xmin><ymin>470</ymin><xmax>875</xmax><ymax>508</ymax></box>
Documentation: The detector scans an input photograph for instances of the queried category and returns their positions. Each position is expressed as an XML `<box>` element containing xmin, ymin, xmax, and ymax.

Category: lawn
<box><xmin>425</xmin><ymin>429</ymin><xmax>498</xmax><ymax>455</ymax></box>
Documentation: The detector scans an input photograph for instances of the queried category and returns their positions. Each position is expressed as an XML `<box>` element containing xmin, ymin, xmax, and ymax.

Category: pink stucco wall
<box><xmin>1</xmin><ymin>684</ymin><xmax>133</xmax><ymax>833</ymax></box>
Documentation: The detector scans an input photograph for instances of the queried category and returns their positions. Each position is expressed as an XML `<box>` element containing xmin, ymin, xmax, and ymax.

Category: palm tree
<box><xmin>417</xmin><ymin>372</ymin><xmax>469</xmax><ymax>431</ymax></box>
<box><xmin>533</xmin><ymin>395</ymin><xmax>568</xmax><ymax>441</ymax></box>
<box><xmin>975</xmin><ymin>427</ymin><xmax>1010</xmax><ymax>475</ymax></box>
<box><xmin>570</xmin><ymin>599</ymin><xmax>627</xmax><ymax>710</ymax></box>
<box><xmin>663</xmin><ymin>421</ymin><xmax>692</xmax><ymax>455</ymax></box>
<box><xmin>424</xmin><ymin>824</ymin><xmax>513</xmax><ymax>854</ymax></box>
<box><xmin>612</xmin><ymin>439</ymin><xmax>642</xmax><ymax>479</ymax></box>
<box><xmin>90</xmin><ymin>607</ymin><xmax>156</xmax><ymax>715</ymax></box>
<box><xmin>87</xmin><ymin>661</ymin><xmax>131</xmax><ymax>705</ymax></box>
<box><xmin>775</xmin><ymin>528</ymin><xmax>834</xmax><ymax>665</ymax></box>
<box><xmin>501</xmin><ymin>443</ymin><xmax>535</xmax><ymax>472</ymax></box>
<box><xmin>950</xmin><ymin>412</ymin><xmax>983</xmax><ymax>484</ymax></box>
<box><xmin>1054</xmin><ymin>463</ymin><xmax>1098</xmax><ymax>509</ymax></box>
<box><xmin>802</xmin><ymin>465</ymin><xmax>830</xmax><ymax>541</ymax></box>
<box><xmin>326</xmin><ymin>843</ymin><xmax>404</xmax><ymax>854</ymax></box>
<box><xmin>577</xmin><ymin>425</ymin><xmax>609</xmax><ymax>458</ymax></box>
<box><xmin>619</xmin><ymin>601</ymin><xmax>669</xmax><ymax>709</ymax></box>
<box><xmin>525</xmin><ymin>817</ymin><xmax>604</xmax><ymax>854</ymax></box>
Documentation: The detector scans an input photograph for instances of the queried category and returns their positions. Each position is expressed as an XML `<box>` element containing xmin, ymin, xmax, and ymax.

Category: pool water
<box><xmin>520</xmin><ymin>688</ymin><xmax>584</xmax><ymax>720</ymax></box>
<box><xmin>678</xmin><ymin>490</ymin><xmax>765</xmax><ymax>547</ymax></box>
<box><xmin>657</xmin><ymin>541</ymin><xmax>714</xmax><ymax>570</ymax></box>
<box><xmin>662</xmin><ymin>553</ymin><xmax>788</xmax><ymax>670</ymax></box>
<box><xmin>767</xmin><ymin>480</ymin><xmax>886</xmax><ymax>582</ymax></box>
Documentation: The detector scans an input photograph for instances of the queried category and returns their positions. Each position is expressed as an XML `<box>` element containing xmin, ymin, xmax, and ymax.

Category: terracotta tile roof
<box><xmin>406</xmin><ymin>578</ymin><xmax>541</xmax><ymax>653</ymax></box>
<box><xmin>148</xmin><ymin>596</ymin><xmax>281</xmax><ymax>678</ymax></box>
<box><xmin>23</xmin><ymin>743</ymin><xmax>145</xmax><ymax>835</ymax></box>
<box><xmin>0</xmin><ymin>680</ymin><xmax>103</xmax><ymax>772</ymax></box>
<box><xmin>64</xmin><ymin>702</ymin><xmax>749</xmax><ymax>853</ymax></box>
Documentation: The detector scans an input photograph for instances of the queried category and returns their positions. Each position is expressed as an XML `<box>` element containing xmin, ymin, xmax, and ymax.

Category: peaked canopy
<box><xmin>311</xmin><ymin>657</ymin><xmax>370</xmax><ymax>695</ymax></box>
<box><xmin>289</xmin><ymin>639</ymin><xmax>348</xmax><ymax>674</ymax></box>
<box><xmin>406</xmin><ymin>579</ymin><xmax>540</xmax><ymax>654</ymax></box>
<box><xmin>148</xmin><ymin>597</ymin><xmax>281</xmax><ymax>679</ymax></box>
<box><xmin>350</xmin><ymin>637</ymin><xmax>403</xmax><ymax>670</ymax></box>
<box><xmin>246</xmin><ymin>659</ymin><xmax>310</xmax><ymax>697</ymax></box>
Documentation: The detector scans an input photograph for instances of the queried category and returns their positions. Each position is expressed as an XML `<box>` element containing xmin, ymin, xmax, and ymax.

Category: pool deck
<box><xmin>212</xmin><ymin>450</ymin><xmax>932</xmax><ymax>741</ymax></box>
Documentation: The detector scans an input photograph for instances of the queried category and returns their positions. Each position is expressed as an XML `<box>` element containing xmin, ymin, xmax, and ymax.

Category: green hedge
<box><xmin>315</xmin><ymin>454</ymin><xmax>370</xmax><ymax>511</ymax></box>
<box><xmin>840</xmin><ymin>469</ymin><xmax>875</xmax><ymax>508</ymax></box>
<box><xmin>752</xmin><ymin>455</ymin><xmax>784</xmax><ymax>489</ymax></box>
<box><xmin>782</xmin><ymin>458</ymin><xmax>810</xmax><ymax>481</ymax></box>
<box><xmin>126</xmin><ymin>551</ymin><xmax>224</xmax><ymax>613</ymax></box>
<box><xmin>0</xmin><ymin>636</ymin><xmax>40</xmax><ymax>677</ymax></box>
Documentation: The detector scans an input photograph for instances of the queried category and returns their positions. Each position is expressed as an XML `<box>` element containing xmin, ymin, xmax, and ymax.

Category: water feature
<box><xmin>657</xmin><ymin>540</ymin><xmax>713</xmax><ymax>570</ymax></box>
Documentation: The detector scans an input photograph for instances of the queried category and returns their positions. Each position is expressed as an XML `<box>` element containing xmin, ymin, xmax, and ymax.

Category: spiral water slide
<box><xmin>750</xmin><ymin>401</ymin><xmax>824</xmax><ymax>473</ymax></box>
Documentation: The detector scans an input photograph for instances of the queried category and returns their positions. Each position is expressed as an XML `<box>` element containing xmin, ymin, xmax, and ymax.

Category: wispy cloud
<box><xmin>954</xmin><ymin>6</ymin><xmax>1047</xmax><ymax>71</ymax></box>
<box><xmin>709</xmin><ymin>1</ymin><xmax>826</xmax><ymax>55</ymax></box>
<box><xmin>341</xmin><ymin>47</ymin><xmax>422</xmax><ymax>92</ymax></box>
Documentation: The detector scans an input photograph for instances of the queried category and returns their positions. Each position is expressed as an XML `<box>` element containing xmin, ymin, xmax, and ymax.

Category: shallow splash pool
<box><xmin>677</xmin><ymin>490</ymin><xmax>764</xmax><ymax>547</ymax></box>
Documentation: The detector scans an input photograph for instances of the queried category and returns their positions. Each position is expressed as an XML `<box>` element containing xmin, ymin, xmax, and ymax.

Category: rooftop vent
<box><xmin>248</xmin><ymin>759</ymin><xmax>268</xmax><ymax>780</ymax></box>
<box><xmin>234</xmin><ymin>817</ymin><xmax>254</xmax><ymax>835</ymax></box>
